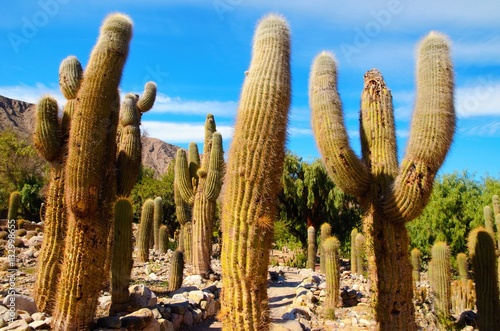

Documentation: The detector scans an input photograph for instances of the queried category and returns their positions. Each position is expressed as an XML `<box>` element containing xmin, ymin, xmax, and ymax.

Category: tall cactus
<box><xmin>137</xmin><ymin>199</ymin><xmax>155</xmax><ymax>262</ymax></box>
<box><xmin>410</xmin><ymin>248</ymin><xmax>421</xmax><ymax>283</ymax></box>
<box><xmin>483</xmin><ymin>205</ymin><xmax>495</xmax><ymax>236</ymax></box>
<box><xmin>168</xmin><ymin>250</ymin><xmax>184</xmax><ymax>292</ymax></box>
<box><xmin>153</xmin><ymin>197</ymin><xmax>163</xmax><ymax>251</ymax></box>
<box><xmin>310</xmin><ymin>32</ymin><xmax>455</xmax><ymax>330</ymax></box>
<box><xmin>320</xmin><ymin>222</ymin><xmax>332</xmax><ymax>274</ymax></box>
<box><xmin>350</xmin><ymin>228</ymin><xmax>358</xmax><ymax>274</ymax></box>
<box><xmin>33</xmin><ymin>56</ymin><xmax>82</xmax><ymax>314</ymax></box>
<box><xmin>468</xmin><ymin>227</ymin><xmax>500</xmax><ymax>330</ymax></box>
<box><xmin>159</xmin><ymin>225</ymin><xmax>169</xmax><ymax>254</ymax></box>
<box><xmin>109</xmin><ymin>198</ymin><xmax>133</xmax><ymax>315</ymax></box>
<box><xmin>220</xmin><ymin>14</ymin><xmax>291</xmax><ymax>331</ymax></box>
<box><xmin>51</xmin><ymin>14</ymin><xmax>133</xmax><ymax>330</ymax></box>
<box><xmin>323</xmin><ymin>236</ymin><xmax>340</xmax><ymax>319</ymax></box>
<box><xmin>307</xmin><ymin>226</ymin><xmax>316</xmax><ymax>271</ymax></box>
<box><xmin>429</xmin><ymin>241</ymin><xmax>452</xmax><ymax>325</ymax></box>
<box><xmin>7</xmin><ymin>191</ymin><xmax>21</xmax><ymax>221</ymax></box>
<box><xmin>355</xmin><ymin>232</ymin><xmax>366</xmax><ymax>275</ymax></box>
<box><xmin>456</xmin><ymin>252</ymin><xmax>468</xmax><ymax>281</ymax></box>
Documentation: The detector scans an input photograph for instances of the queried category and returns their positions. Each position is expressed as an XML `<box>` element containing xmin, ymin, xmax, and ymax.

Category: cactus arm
<box><xmin>188</xmin><ymin>142</ymin><xmax>200</xmax><ymax>187</ymax></box>
<box><xmin>310</xmin><ymin>52</ymin><xmax>369</xmax><ymax>197</ymax></box>
<box><xmin>384</xmin><ymin>32</ymin><xmax>455</xmax><ymax>223</ymax></box>
<box><xmin>34</xmin><ymin>96</ymin><xmax>61</xmax><ymax>162</ymax></box>
<box><xmin>136</xmin><ymin>81</ymin><xmax>157</xmax><ymax>113</ymax></box>
<box><xmin>201</xmin><ymin>114</ymin><xmax>216</xmax><ymax>170</ymax></box>
<box><xmin>204</xmin><ymin>132</ymin><xmax>224</xmax><ymax>200</ymax></box>
<box><xmin>175</xmin><ymin>148</ymin><xmax>195</xmax><ymax>204</ymax></box>
<box><xmin>59</xmin><ymin>56</ymin><xmax>83</xmax><ymax>100</ymax></box>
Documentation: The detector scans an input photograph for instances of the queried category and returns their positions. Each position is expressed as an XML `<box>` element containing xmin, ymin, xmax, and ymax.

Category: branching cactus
<box><xmin>110</xmin><ymin>198</ymin><xmax>133</xmax><ymax>316</ymax></box>
<box><xmin>220</xmin><ymin>14</ymin><xmax>291</xmax><ymax>331</ymax></box>
<box><xmin>355</xmin><ymin>232</ymin><xmax>366</xmax><ymax>275</ymax></box>
<box><xmin>320</xmin><ymin>222</ymin><xmax>332</xmax><ymax>274</ymax></box>
<box><xmin>411</xmin><ymin>248</ymin><xmax>421</xmax><ymax>283</ymax></box>
<box><xmin>350</xmin><ymin>228</ymin><xmax>358</xmax><ymax>274</ymax></box>
<box><xmin>307</xmin><ymin>226</ymin><xmax>316</xmax><ymax>271</ymax></box>
<box><xmin>310</xmin><ymin>32</ymin><xmax>455</xmax><ymax>330</ymax></box>
<box><xmin>323</xmin><ymin>236</ymin><xmax>340</xmax><ymax>319</ymax></box>
<box><xmin>137</xmin><ymin>199</ymin><xmax>154</xmax><ymax>262</ymax></box>
<box><xmin>168</xmin><ymin>250</ymin><xmax>184</xmax><ymax>292</ymax></box>
<box><xmin>429</xmin><ymin>242</ymin><xmax>452</xmax><ymax>325</ymax></box>
<box><xmin>52</xmin><ymin>14</ymin><xmax>133</xmax><ymax>329</ymax></box>
<box><xmin>468</xmin><ymin>227</ymin><xmax>500</xmax><ymax>330</ymax></box>
<box><xmin>33</xmin><ymin>55</ymin><xmax>82</xmax><ymax>314</ymax></box>
<box><xmin>159</xmin><ymin>225</ymin><xmax>169</xmax><ymax>254</ymax></box>
<box><xmin>7</xmin><ymin>191</ymin><xmax>21</xmax><ymax>221</ymax></box>
<box><xmin>153</xmin><ymin>197</ymin><xmax>163</xmax><ymax>251</ymax></box>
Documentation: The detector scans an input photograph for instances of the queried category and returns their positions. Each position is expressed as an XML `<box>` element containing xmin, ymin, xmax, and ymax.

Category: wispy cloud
<box><xmin>459</xmin><ymin>121</ymin><xmax>500</xmax><ymax>137</ymax></box>
<box><xmin>456</xmin><ymin>78</ymin><xmax>500</xmax><ymax>117</ymax></box>
<box><xmin>0</xmin><ymin>83</ymin><xmax>64</xmax><ymax>105</ymax></box>
<box><xmin>141</xmin><ymin>120</ymin><xmax>234</xmax><ymax>143</ymax></box>
<box><xmin>152</xmin><ymin>93</ymin><xmax>237</xmax><ymax>117</ymax></box>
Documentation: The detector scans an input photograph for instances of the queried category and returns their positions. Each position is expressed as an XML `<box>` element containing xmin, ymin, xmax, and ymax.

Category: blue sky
<box><xmin>1</xmin><ymin>0</ymin><xmax>499</xmax><ymax>177</ymax></box>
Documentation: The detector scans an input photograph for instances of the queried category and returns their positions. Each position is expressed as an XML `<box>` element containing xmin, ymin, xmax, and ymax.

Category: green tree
<box><xmin>0</xmin><ymin>130</ymin><xmax>47</xmax><ymax>220</ymax></box>
<box><xmin>278</xmin><ymin>152</ymin><xmax>361</xmax><ymax>253</ymax></box>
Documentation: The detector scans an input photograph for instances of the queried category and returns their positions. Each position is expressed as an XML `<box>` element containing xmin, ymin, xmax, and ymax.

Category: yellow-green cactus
<box><xmin>153</xmin><ymin>197</ymin><xmax>163</xmax><ymax>252</ymax></box>
<box><xmin>429</xmin><ymin>242</ymin><xmax>452</xmax><ymax>325</ymax></box>
<box><xmin>307</xmin><ymin>226</ymin><xmax>316</xmax><ymax>271</ymax></box>
<box><xmin>350</xmin><ymin>228</ymin><xmax>358</xmax><ymax>274</ymax></box>
<box><xmin>137</xmin><ymin>199</ymin><xmax>154</xmax><ymax>263</ymax></box>
<box><xmin>220</xmin><ymin>14</ymin><xmax>291</xmax><ymax>331</ymax></box>
<box><xmin>411</xmin><ymin>248</ymin><xmax>421</xmax><ymax>283</ymax></box>
<box><xmin>320</xmin><ymin>222</ymin><xmax>332</xmax><ymax>274</ymax></box>
<box><xmin>323</xmin><ymin>236</ymin><xmax>340</xmax><ymax>319</ymax></box>
<box><xmin>168</xmin><ymin>250</ymin><xmax>184</xmax><ymax>292</ymax></box>
<box><xmin>310</xmin><ymin>32</ymin><xmax>455</xmax><ymax>330</ymax></box>
<box><xmin>7</xmin><ymin>191</ymin><xmax>21</xmax><ymax>221</ymax></box>
<box><xmin>159</xmin><ymin>225</ymin><xmax>169</xmax><ymax>254</ymax></box>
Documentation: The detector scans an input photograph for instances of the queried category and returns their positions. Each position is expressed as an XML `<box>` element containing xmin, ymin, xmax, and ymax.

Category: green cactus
<box><xmin>159</xmin><ymin>225</ymin><xmax>169</xmax><ymax>254</ymax></box>
<box><xmin>220</xmin><ymin>14</ymin><xmax>291</xmax><ymax>331</ymax></box>
<box><xmin>355</xmin><ymin>232</ymin><xmax>366</xmax><ymax>275</ymax></box>
<box><xmin>320</xmin><ymin>222</ymin><xmax>332</xmax><ymax>274</ymax></box>
<box><xmin>174</xmin><ymin>115</ymin><xmax>224</xmax><ymax>276</ymax></box>
<box><xmin>350</xmin><ymin>228</ymin><xmax>358</xmax><ymax>274</ymax></box>
<box><xmin>456</xmin><ymin>252</ymin><xmax>468</xmax><ymax>281</ymax></box>
<box><xmin>429</xmin><ymin>242</ymin><xmax>452</xmax><ymax>325</ymax></box>
<box><xmin>7</xmin><ymin>191</ymin><xmax>21</xmax><ymax>221</ymax></box>
<box><xmin>137</xmin><ymin>199</ymin><xmax>154</xmax><ymax>263</ymax></box>
<box><xmin>493</xmin><ymin>195</ymin><xmax>499</xmax><ymax>216</ymax></box>
<box><xmin>168</xmin><ymin>250</ymin><xmax>184</xmax><ymax>292</ymax></box>
<box><xmin>483</xmin><ymin>205</ymin><xmax>495</xmax><ymax>236</ymax></box>
<box><xmin>410</xmin><ymin>248</ymin><xmax>421</xmax><ymax>283</ymax></box>
<box><xmin>153</xmin><ymin>197</ymin><xmax>163</xmax><ymax>252</ymax></box>
<box><xmin>468</xmin><ymin>227</ymin><xmax>500</xmax><ymax>330</ymax></box>
<box><xmin>307</xmin><ymin>226</ymin><xmax>316</xmax><ymax>271</ymax></box>
<box><xmin>33</xmin><ymin>55</ymin><xmax>83</xmax><ymax>314</ymax></box>
<box><xmin>109</xmin><ymin>198</ymin><xmax>133</xmax><ymax>316</ymax></box>
<box><xmin>310</xmin><ymin>32</ymin><xmax>455</xmax><ymax>330</ymax></box>
<box><xmin>323</xmin><ymin>236</ymin><xmax>340</xmax><ymax>319</ymax></box>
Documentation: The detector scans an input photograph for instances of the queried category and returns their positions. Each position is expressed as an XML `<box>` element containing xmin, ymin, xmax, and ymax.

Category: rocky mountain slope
<box><xmin>0</xmin><ymin>94</ymin><xmax>178</xmax><ymax>177</ymax></box>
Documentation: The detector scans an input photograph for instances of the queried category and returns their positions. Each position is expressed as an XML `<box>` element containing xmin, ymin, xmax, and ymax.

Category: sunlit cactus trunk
<box><xmin>220</xmin><ymin>14</ymin><xmax>291</xmax><ymax>331</ymax></box>
<box><xmin>310</xmin><ymin>32</ymin><xmax>455</xmax><ymax>330</ymax></box>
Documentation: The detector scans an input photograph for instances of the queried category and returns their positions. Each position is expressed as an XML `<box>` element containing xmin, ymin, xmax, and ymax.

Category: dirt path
<box><xmin>188</xmin><ymin>269</ymin><xmax>305</xmax><ymax>330</ymax></box>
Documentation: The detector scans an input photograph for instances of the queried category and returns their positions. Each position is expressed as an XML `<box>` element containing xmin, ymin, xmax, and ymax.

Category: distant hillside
<box><xmin>0</xmin><ymin>95</ymin><xmax>178</xmax><ymax>177</ymax></box>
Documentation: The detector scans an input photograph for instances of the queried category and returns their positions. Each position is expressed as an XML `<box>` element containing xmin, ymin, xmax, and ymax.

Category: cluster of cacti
<box><xmin>220</xmin><ymin>14</ymin><xmax>291</xmax><ymax>331</ymax></box>
<box><xmin>410</xmin><ymin>248</ymin><xmax>421</xmax><ymax>283</ymax></box>
<box><xmin>32</xmin><ymin>14</ymin><xmax>156</xmax><ymax>329</ymax></box>
<box><xmin>109</xmin><ymin>198</ymin><xmax>133</xmax><ymax>315</ymax></box>
<box><xmin>355</xmin><ymin>232</ymin><xmax>366</xmax><ymax>275</ymax></box>
<box><xmin>429</xmin><ymin>241</ymin><xmax>452</xmax><ymax>325</ymax></box>
<box><xmin>310</xmin><ymin>31</ymin><xmax>455</xmax><ymax>329</ymax></box>
<box><xmin>320</xmin><ymin>222</ymin><xmax>332</xmax><ymax>274</ymax></box>
<box><xmin>168</xmin><ymin>250</ymin><xmax>184</xmax><ymax>292</ymax></box>
<box><xmin>307</xmin><ymin>226</ymin><xmax>316</xmax><ymax>271</ymax></box>
<box><xmin>159</xmin><ymin>225</ymin><xmax>169</xmax><ymax>254</ymax></box>
<box><xmin>153</xmin><ymin>196</ymin><xmax>163</xmax><ymax>251</ymax></box>
<box><xmin>451</xmin><ymin>279</ymin><xmax>475</xmax><ymax>314</ymax></box>
<box><xmin>468</xmin><ymin>227</ymin><xmax>500</xmax><ymax>329</ymax></box>
<box><xmin>323</xmin><ymin>236</ymin><xmax>340</xmax><ymax>319</ymax></box>
<box><xmin>350</xmin><ymin>228</ymin><xmax>358</xmax><ymax>274</ymax></box>
<box><xmin>7</xmin><ymin>191</ymin><xmax>21</xmax><ymax>221</ymax></box>
<box><xmin>137</xmin><ymin>199</ymin><xmax>155</xmax><ymax>262</ymax></box>
<box><xmin>174</xmin><ymin>114</ymin><xmax>224</xmax><ymax>276</ymax></box>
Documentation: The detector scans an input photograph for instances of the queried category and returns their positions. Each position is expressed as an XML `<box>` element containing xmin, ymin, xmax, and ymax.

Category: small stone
<box><xmin>281</xmin><ymin>312</ymin><xmax>295</xmax><ymax>320</ymax></box>
<box><xmin>0</xmin><ymin>319</ymin><xmax>30</xmax><ymax>331</ymax></box>
<box><xmin>150</xmin><ymin>308</ymin><xmax>162</xmax><ymax>319</ymax></box>
<box><xmin>31</xmin><ymin>312</ymin><xmax>48</xmax><ymax>321</ymax></box>
<box><xmin>141</xmin><ymin>318</ymin><xmax>161</xmax><ymax>331</ymax></box>
<box><xmin>1</xmin><ymin>295</ymin><xmax>37</xmax><ymax>315</ymax></box>
<box><xmin>148</xmin><ymin>273</ymin><xmax>157</xmax><ymax>280</ymax></box>
<box><xmin>170</xmin><ymin>294</ymin><xmax>188</xmax><ymax>302</ymax></box>
<box><xmin>129</xmin><ymin>284</ymin><xmax>157</xmax><ymax>308</ymax></box>
<box><xmin>192</xmin><ymin>309</ymin><xmax>202</xmax><ymax>323</ymax></box>
<box><xmin>98</xmin><ymin>295</ymin><xmax>112</xmax><ymax>310</ymax></box>
<box><xmin>170</xmin><ymin>313</ymin><xmax>183</xmax><ymax>330</ymax></box>
<box><xmin>182</xmin><ymin>310</ymin><xmax>193</xmax><ymax>326</ymax></box>
<box><xmin>188</xmin><ymin>290</ymin><xmax>206</xmax><ymax>305</ymax></box>
<box><xmin>271</xmin><ymin>319</ymin><xmax>303</xmax><ymax>331</ymax></box>
<box><xmin>120</xmin><ymin>308</ymin><xmax>154</xmax><ymax>330</ymax></box>
<box><xmin>17</xmin><ymin>310</ymin><xmax>32</xmax><ymax>323</ymax></box>
<box><xmin>165</xmin><ymin>301</ymin><xmax>189</xmax><ymax>315</ymax></box>
<box><xmin>28</xmin><ymin>320</ymin><xmax>50</xmax><ymax>330</ymax></box>
<box><xmin>158</xmin><ymin>319</ymin><xmax>174</xmax><ymax>331</ymax></box>
<box><xmin>205</xmin><ymin>300</ymin><xmax>216</xmax><ymax>317</ymax></box>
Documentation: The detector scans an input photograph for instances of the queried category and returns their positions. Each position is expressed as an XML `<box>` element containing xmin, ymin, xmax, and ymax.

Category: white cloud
<box><xmin>459</xmin><ymin>121</ymin><xmax>500</xmax><ymax>137</ymax></box>
<box><xmin>141</xmin><ymin>120</ymin><xmax>234</xmax><ymax>143</ymax></box>
<box><xmin>151</xmin><ymin>93</ymin><xmax>237</xmax><ymax>117</ymax></box>
<box><xmin>289</xmin><ymin>127</ymin><xmax>312</xmax><ymax>136</ymax></box>
<box><xmin>0</xmin><ymin>83</ymin><xmax>65</xmax><ymax>106</ymax></box>
<box><xmin>456</xmin><ymin>79</ymin><xmax>500</xmax><ymax>117</ymax></box>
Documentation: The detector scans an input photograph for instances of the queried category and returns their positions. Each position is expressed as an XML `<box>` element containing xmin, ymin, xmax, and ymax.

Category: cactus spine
<box><xmin>137</xmin><ymin>199</ymin><xmax>154</xmax><ymax>262</ymax></box>
<box><xmin>429</xmin><ymin>242</ymin><xmax>452</xmax><ymax>324</ymax></box>
<box><xmin>307</xmin><ymin>226</ymin><xmax>316</xmax><ymax>271</ymax></box>
<box><xmin>168</xmin><ymin>250</ymin><xmax>184</xmax><ymax>292</ymax></box>
<box><xmin>159</xmin><ymin>225</ymin><xmax>169</xmax><ymax>254</ymax></box>
<box><xmin>109</xmin><ymin>198</ymin><xmax>133</xmax><ymax>315</ymax></box>
<box><xmin>323</xmin><ymin>236</ymin><xmax>340</xmax><ymax>319</ymax></box>
<box><xmin>33</xmin><ymin>56</ymin><xmax>82</xmax><ymax>314</ymax></box>
<box><xmin>7</xmin><ymin>191</ymin><xmax>21</xmax><ymax>221</ymax></box>
<box><xmin>350</xmin><ymin>228</ymin><xmax>358</xmax><ymax>274</ymax></box>
<box><xmin>320</xmin><ymin>222</ymin><xmax>332</xmax><ymax>274</ymax></box>
<box><xmin>355</xmin><ymin>232</ymin><xmax>366</xmax><ymax>275</ymax></box>
<box><xmin>153</xmin><ymin>197</ymin><xmax>163</xmax><ymax>251</ymax></box>
<box><xmin>468</xmin><ymin>227</ymin><xmax>500</xmax><ymax>330</ymax></box>
<box><xmin>310</xmin><ymin>32</ymin><xmax>455</xmax><ymax>330</ymax></box>
<box><xmin>410</xmin><ymin>248</ymin><xmax>421</xmax><ymax>283</ymax></box>
<box><xmin>220</xmin><ymin>14</ymin><xmax>291</xmax><ymax>331</ymax></box>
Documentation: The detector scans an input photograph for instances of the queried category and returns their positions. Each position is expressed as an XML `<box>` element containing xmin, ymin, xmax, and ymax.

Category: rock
<box><xmin>17</xmin><ymin>310</ymin><xmax>32</xmax><ymax>323</ymax></box>
<box><xmin>205</xmin><ymin>299</ymin><xmax>216</xmax><ymax>317</ymax></box>
<box><xmin>96</xmin><ymin>316</ymin><xmax>122</xmax><ymax>329</ymax></box>
<box><xmin>188</xmin><ymin>290</ymin><xmax>206</xmax><ymax>305</ymax></box>
<box><xmin>271</xmin><ymin>319</ymin><xmax>303</xmax><ymax>331</ymax></box>
<box><xmin>98</xmin><ymin>295</ymin><xmax>112</xmax><ymax>310</ymax></box>
<box><xmin>281</xmin><ymin>312</ymin><xmax>295</xmax><ymax>320</ymax></box>
<box><xmin>142</xmin><ymin>318</ymin><xmax>161</xmax><ymax>331</ymax></box>
<box><xmin>458</xmin><ymin>310</ymin><xmax>478</xmax><ymax>327</ymax></box>
<box><xmin>183</xmin><ymin>275</ymin><xmax>203</xmax><ymax>286</ymax></box>
<box><xmin>165</xmin><ymin>301</ymin><xmax>189</xmax><ymax>315</ymax></box>
<box><xmin>2</xmin><ymin>295</ymin><xmax>37</xmax><ymax>315</ymax></box>
<box><xmin>28</xmin><ymin>320</ymin><xmax>50</xmax><ymax>330</ymax></box>
<box><xmin>192</xmin><ymin>309</ymin><xmax>202</xmax><ymax>324</ymax></box>
<box><xmin>0</xmin><ymin>319</ymin><xmax>30</xmax><ymax>331</ymax></box>
<box><xmin>182</xmin><ymin>310</ymin><xmax>193</xmax><ymax>326</ymax></box>
<box><xmin>170</xmin><ymin>313</ymin><xmax>183</xmax><ymax>330</ymax></box>
<box><xmin>30</xmin><ymin>312</ymin><xmax>48</xmax><ymax>321</ymax></box>
<box><xmin>129</xmin><ymin>284</ymin><xmax>158</xmax><ymax>309</ymax></box>
<box><xmin>170</xmin><ymin>294</ymin><xmax>188</xmax><ymax>302</ymax></box>
<box><xmin>158</xmin><ymin>319</ymin><xmax>174</xmax><ymax>331</ymax></box>
<box><xmin>120</xmin><ymin>308</ymin><xmax>154</xmax><ymax>330</ymax></box>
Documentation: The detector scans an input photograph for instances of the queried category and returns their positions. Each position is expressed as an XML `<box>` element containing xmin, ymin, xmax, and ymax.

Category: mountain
<box><xmin>0</xmin><ymin>95</ymin><xmax>178</xmax><ymax>177</ymax></box>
